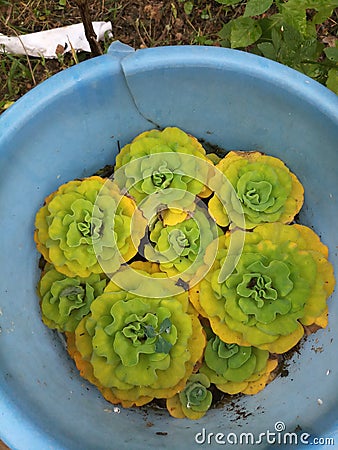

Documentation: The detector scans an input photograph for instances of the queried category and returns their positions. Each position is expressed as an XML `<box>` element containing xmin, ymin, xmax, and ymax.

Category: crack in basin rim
<box><xmin>0</xmin><ymin>43</ymin><xmax>338</xmax><ymax>450</ymax></box>
<box><xmin>117</xmin><ymin>43</ymin><xmax>338</xmax><ymax>128</ymax></box>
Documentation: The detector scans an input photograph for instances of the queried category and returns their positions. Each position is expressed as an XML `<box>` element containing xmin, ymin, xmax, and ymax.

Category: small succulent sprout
<box><xmin>199</xmin><ymin>332</ymin><xmax>277</xmax><ymax>395</ymax></box>
<box><xmin>166</xmin><ymin>373</ymin><xmax>212</xmax><ymax>419</ymax></box>
<box><xmin>208</xmin><ymin>151</ymin><xmax>304</xmax><ymax>229</ymax></box>
<box><xmin>39</xmin><ymin>263</ymin><xmax>107</xmax><ymax>332</ymax></box>
<box><xmin>70</xmin><ymin>263</ymin><xmax>206</xmax><ymax>407</ymax></box>
<box><xmin>190</xmin><ymin>223</ymin><xmax>335</xmax><ymax>353</ymax></box>
<box><xmin>114</xmin><ymin>127</ymin><xmax>213</xmax><ymax>210</ymax></box>
<box><xmin>34</xmin><ymin>176</ymin><xmax>146</xmax><ymax>277</ymax></box>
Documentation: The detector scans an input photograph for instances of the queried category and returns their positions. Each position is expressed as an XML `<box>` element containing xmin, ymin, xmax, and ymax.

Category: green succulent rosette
<box><xmin>166</xmin><ymin>373</ymin><xmax>212</xmax><ymax>419</ymax></box>
<box><xmin>70</xmin><ymin>263</ymin><xmax>206</xmax><ymax>407</ymax></box>
<box><xmin>199</xmin><ymin>332</ymin><xmax>277</xmax><ymax>395</ymax></box>
<box><xmin>39</xmin><ymin>263</ymin><xmax>107</xmax><ymax>332</ymax></box>
<box><xmin>34</xmin><ymin>176</ymin><xmax>145</xmax><ymax>277</ymax></box>
<box><xmin>190</xmin><ymin>223</ymin><xmax>335</xmax><ymax>353</ymax></box>
<box><xmin>208</xmin><ymin>151</ymin><xmax>304</xmax><ymax>229</ymax></box>
<box><xmin>114</xmin><ymin>127</ymin><xmax>212</xmax><ymax>210</ymax></box>
<box><xmin>144</xmin><ymin>205</ymin><xmax>220</xmax><ymax>282</ymax></box>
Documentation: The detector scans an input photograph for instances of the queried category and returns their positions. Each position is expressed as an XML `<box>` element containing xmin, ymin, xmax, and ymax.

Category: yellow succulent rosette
<box><xmin>208</xmin><ymin>151</ymin><xmax>304</xmax><ymax>229</ymax></box>
<box><xmin>38</xmin><ymin>263</ymin><xmax>107</xmax><ymax>332</ymax></box>
<box><xmin>114</xmin><ymin>127</ymin><xmax>213</xmax><ymax>217</ymax></box>
<box><xmin>190</xmin><ymin>223</ymin><xmax>334</xmax><ymax>354</ymax></box>
<box><xmin>166</xmin><ymin>373</ymin><xmax>212</xmax><ymax>420</ymax></box>
<box><xmin>199</xmin><ymin>330</ymin><xmax>278</xmax><ymax>395</ymax></box>
<box><xmin>34</xmin><ymin>176</ymin><xmax>145</xmax><ymax>277</ymax></box>
<box><xmin>68</xmin><ymin>262</ymin><xmax>206</xmax><ymax>407</ymax></box>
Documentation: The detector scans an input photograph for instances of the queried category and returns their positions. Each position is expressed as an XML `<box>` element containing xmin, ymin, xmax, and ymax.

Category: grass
<box><xmin>0</xmin><ymin>1</ymin><xmax>122</xmax><ymax>111</ymax></box>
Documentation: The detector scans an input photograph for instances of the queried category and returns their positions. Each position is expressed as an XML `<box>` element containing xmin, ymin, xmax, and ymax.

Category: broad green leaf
<box><xmin>280</xmin><ymin>0</ymin><xmax>338</xmax><ymax>9</ymax></box>
<box><xmin>230</xmin><ymin>17</ymin><xmax>262</xmax><ymax>48</ymax></box>
<box><xmin>313</xmin><ymin>7</ymin><xmax>334</xmax><ymax>25</ymax></box>
<box><xmin>295</xmin><ymin>35</ymin><xmax>324</xmax><ymax>61</ymax></box>
<box><xmin>257</xmin><ymin>42</ymin><xmax>277</xmax><ymax>60</ymax></box>
<box><xmin>258</xmin><ymin>15</ymin><xmax>283</xmax><ymax>40</ymax></box>
<box><xmin>218</xmin><ymin>21</ymin><xmax>232</xmax><ymax>40</ymax></box>
<box><xmin>184</xmin><ymin>1</ymin><xmax>194</xmax><ymax>15</ymax></box>
<box><xmin>282</xmin><ymin>24</ymin><xmax>303</xmax><ymax>52</ymax></box>
<box><xmin>326</xmin><ymin>68</ymin><xmax>338</xmax><ymax>95</ymax></box>
<box><xmin>280</xmin><ymin>0</ymin><xmax>338</xmax><ymax>34</ymax></box>
<box><xmin>324</xmin><ymin>47</ymin><xmax>338</xmax><ymax>63</ymax></box>
<box><xmin>271</xmin><ymin>26</ymin><xmax>282</xmax><ymax>52</ymax></box>
<box><xmin>218</xmin><ymin>21</ymin><xmax>232</xmax><ymax>47</ymax></box>
<box><xmin>244</xmin><ymin>0</ymin><xmax>273</xmax><ymax>17</ymax></box>
<box><xmin>280</xmin><ymin>2</ymin><xmax>307</xmax><ymax>35</ymax></box>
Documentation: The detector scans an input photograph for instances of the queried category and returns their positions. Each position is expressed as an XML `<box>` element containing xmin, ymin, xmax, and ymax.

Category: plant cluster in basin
<box><xmin>34</xmin><ymin>126</ymin><xmax>335</xmax><ymax>419</ymax></box>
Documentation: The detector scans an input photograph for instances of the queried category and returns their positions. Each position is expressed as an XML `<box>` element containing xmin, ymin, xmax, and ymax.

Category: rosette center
<box><xmin>168</xmin><ymin>229</ymin><xmax>191</xmax><ymax>255</ymax></box>
<box><xmin>79</xmin><ymin>214</ymin><xmax>101</xmax><ymax>239</ymax></box>
<box><xmin>238</xmin><ymin>273</ymin><xmax>277</xmax><ymax>307</ymax></box>
<box><xmin>185</xmin><ymin>382</ymin><xmax>208</xmax><ymax>406</ymax></box>
<box><xmin>238</xmin><ymin>175</ymin><xmax>275</xmax><ymax>212</ymax></box>
<box><xmin>59</xmin><ymin>285</ymin><xmax>85</xmax><ymax>305</ymax></box>
<box><xmin>151</xmin><ymin>163</ymin><xmax>174</xmax><ymax>189</ymax></box>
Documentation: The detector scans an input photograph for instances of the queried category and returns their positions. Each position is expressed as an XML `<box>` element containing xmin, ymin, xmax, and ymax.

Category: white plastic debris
<box><xmin>0</xmin><ymin>22</ymin><xmax>112</xmax><ymax>59</ymax></box>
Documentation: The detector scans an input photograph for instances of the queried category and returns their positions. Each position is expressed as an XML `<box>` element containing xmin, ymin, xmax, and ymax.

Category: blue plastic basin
<box><xmin>0</xmin><ymin>42</ymin><xmax>337</xmax><ymax>450</ymax></box>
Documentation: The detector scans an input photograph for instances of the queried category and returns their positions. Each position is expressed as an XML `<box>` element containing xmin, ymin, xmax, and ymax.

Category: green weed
<box><xmin>216</xmin><ymin>0</ymin><xmax>338</xmax><ymax>93</ymax></box>
<box><xmin>0</xmin><ymin>0</ymin><xmax>337</xmax><ymax>115</ymax></box>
